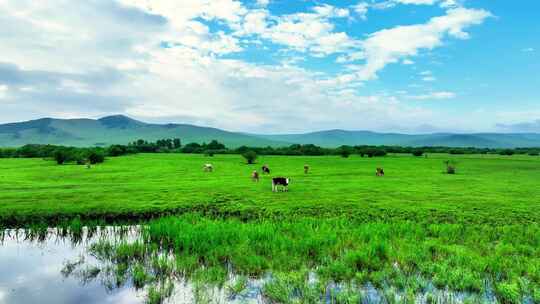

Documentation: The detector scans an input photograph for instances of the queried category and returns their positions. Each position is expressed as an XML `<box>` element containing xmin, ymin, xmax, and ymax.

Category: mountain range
<box><xmin>0</xmin><ymin>115</ymin><xmax>539</xmax><ymax>148</ymax></box>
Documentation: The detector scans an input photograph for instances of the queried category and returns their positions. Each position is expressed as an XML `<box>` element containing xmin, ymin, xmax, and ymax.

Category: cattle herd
<box><xmin>203</xmin><ymin>162</ymin><xmax>386</xmax><ymax>192</ymax></box>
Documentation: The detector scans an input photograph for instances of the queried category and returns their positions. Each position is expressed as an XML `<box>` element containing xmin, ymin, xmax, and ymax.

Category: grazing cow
<box><xmin>304</xmin><ymin>164</ymin><xmax>309</xmax><ymax>174</ymax></box>
<box><xmin>252</xmin><ymin>170</ymin><xmax>260</xmax><ymax>182</ymax></box>
<box><xmin>203</xmin><ymin>164</ymin><xmax>213</xmax><ymax>172</ymax></box>
<box><xmin>376</xmin><ymin>167</ymin><xmax>384</xmax><ymax>176</ymax></box>
<box><xmin>262</xmin><ymin>165</ymin><xmax>270</xmax><ymax>174</ymax></box>
<box><xmin>272</xmin><ymin>177</ymin><xmax>290</xmax><ymax>192</ymax></box>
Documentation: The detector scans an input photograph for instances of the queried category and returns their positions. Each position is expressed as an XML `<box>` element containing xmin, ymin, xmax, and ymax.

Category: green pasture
<box><xmin>0</xmin><ymin>153</ymin><xmax>539</xmax><ymax>225</ymax></box>
<box><xmin>2</xmin><ymin>153</ymin><xmax>540</xmax><ymax>302</ymax></box>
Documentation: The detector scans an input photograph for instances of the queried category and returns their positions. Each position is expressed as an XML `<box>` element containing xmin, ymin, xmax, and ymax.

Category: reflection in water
<box><xmin>0</xmin><ymin>227</ymin><xmax>145</xmax><ymax>304</ymax></box>
<box><xmin>0</xmin><ymin>227</ymin><xmax>527</xmax><ymax>304</ymax></box>
<box><xmin>0</xmin><ymin>227</ymin><xmax>263</xmax><ymax>304</ymax></box>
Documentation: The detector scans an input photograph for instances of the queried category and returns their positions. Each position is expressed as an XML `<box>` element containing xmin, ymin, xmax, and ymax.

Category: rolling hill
<box><xmin>0</xmin><ymin>115</ymin><xmax>285</xmax><ymax>148</ymax></box>
<box><xmin>0</xmin><ymin>115</ymin><xmax>539</xmax><ymax>148</ymax></box>
<box><xmin>255</xmin><ymin>130</ymin><xmax>540</xmax><ymax>148</ymax></box>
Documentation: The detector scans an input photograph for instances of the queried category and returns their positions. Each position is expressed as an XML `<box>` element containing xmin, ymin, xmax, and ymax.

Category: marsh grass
<box><xmin>49</xmin><ymin>214</ymin><xmax>539</xmax><ymax>303</ymax></box>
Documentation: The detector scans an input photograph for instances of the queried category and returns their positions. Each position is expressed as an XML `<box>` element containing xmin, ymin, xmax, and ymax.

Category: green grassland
<box><xmin>2</xmin><ymin>153</ymin><xmax>540</xmax><ymax>302</ymax></box>
<box><xmin>0</xmin><ymin>153</ymin><xmax>539</xmax><ymax>225</ymax></box>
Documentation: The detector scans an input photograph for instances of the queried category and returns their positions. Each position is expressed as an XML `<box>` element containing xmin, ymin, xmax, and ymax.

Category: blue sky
<box><xmin>0</xmin><ymin>0</ymin><xmax>538</xmax><ymax>133</ymax></box>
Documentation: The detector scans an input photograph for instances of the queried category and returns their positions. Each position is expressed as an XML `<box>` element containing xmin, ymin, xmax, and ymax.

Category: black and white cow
<box><xmin>272</xmin><ymin>177</ymin><xmax>290</xmax><ymax>192</ymax></box>
<box><xmin>262</xmin><ymin>165</ymin><xmax>270</xmax><ymax>174</ymax></box>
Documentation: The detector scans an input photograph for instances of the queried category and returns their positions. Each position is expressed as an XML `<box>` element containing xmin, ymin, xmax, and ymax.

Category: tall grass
<box><xmin>64</xmin><ymin>214</ymin><xmax>540</xmax><ymax>303</ymax></box>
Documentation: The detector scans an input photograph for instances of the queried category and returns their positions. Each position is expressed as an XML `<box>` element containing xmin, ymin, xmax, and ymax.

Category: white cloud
<box><xmin>522</xmin><ymin>47</ymin><xmax>534</xmax><ymax>53</ymax></box>
<box><xmin>256</xmin><ymin>0</ymin><xmax>270</xmax><ymax>7</ymax></box>
<box><xmin>422</xmin><ymin>76</ymin><xmax>437</xmax><ymax>82</ymax></box>
<box><xmin>241</xmin><ymin>4</ymin><xmax>358</xmax><ymax>56</ymax></box>
<box><xmin>409</xmin><ymin>91</ymin><xmax>456</xmax><ymax>100</ymax></box>
<box><xmin>0</xmin><ymin>1</ymin><xmax>491</xmax><ymax>132</ymax></box>
<box><xmin>353</xmin><ymin>2</ymin><xmax>369</xmax><ymax>20</ymax></box>
<box><xmin>0</xmin><ymin>85</ymin><xmax>8</xmax><ymax>99</ymax></box>
<box><xmin>349</xmin><ymin>8</ymin><xmax>491</xmax><ymax>81</ymax></box>
<box><xmin>373</xmin><ymin>0</ymin><xmax>461</xmax><ymax>9</ymax></box>
<box><xmin>402</xmin><ymin>59</ymin><xmax>415</xmax><ymax>65</ymax></box>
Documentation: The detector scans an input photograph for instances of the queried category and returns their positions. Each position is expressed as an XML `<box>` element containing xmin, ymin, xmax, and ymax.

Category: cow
<box><xmin>304</xmin><ymin>164</ymin><xmax>309</xmax><ymax>174</ymax></box>
<box><xmin>252</xmin><ymin>170</ymin><xmax>260</xmax><ymax>182</ymax></box>
<box><xmin>376</xmin><ymin>167</ymin><xmax>384</xmax><ymax>176</ymax></box>
<box><xmin>262</xmin><ymin>165</ymin><xmax>270</xmax><ymax>174</ymax></box>
<box><xmin>272</xmin><ymin>177</ymin><xmax>289</xmax><ymax>192</ymax></box>
<box><xmin>203</xmin><ymin>164</ymin><xmax>213</xmax><ymax>172</ymax></box>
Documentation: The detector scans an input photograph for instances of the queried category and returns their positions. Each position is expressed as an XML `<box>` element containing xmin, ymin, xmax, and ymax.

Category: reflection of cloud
<box><xmin>0</xmin><ymin>235</ymin><xmax>143</xmax><ymax>304</ymax></box>
<box><xmin>0</xmin><ymin>288</ymin><xmax>6</xmax><ymax>304</ymax></box>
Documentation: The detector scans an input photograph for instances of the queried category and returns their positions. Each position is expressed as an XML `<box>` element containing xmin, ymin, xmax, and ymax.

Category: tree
<box><xmin>242</xmin><ymin>150</ymin><xmax>258</xmax><ymax>164</ymax></box>
<box><xmin>207</xmin><ymin>140</ymin><xmax>226</xmax><ymax>150</ymax></box>
<box><xmin>53</xmin><ymin>149</ymin><xmax>69</xmax><ymax>165</ymax></box>
<box><xmin>87</xmin><ymin>150</ymin><xmax>105</xmax><ymax>164</ymax></box>
<box><xmin>173</xmin><ymin>138</ymin><xmax>182</xmax><ymax>149</ymax></box>
<box><xmin>108</xmin><ymin>145</ymin><xmax>127</xmax><ymax>157</ymax></box>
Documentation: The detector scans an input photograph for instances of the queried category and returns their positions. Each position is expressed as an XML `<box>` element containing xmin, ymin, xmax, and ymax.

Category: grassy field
<box><xmin>1</xmin><ymin>153</ymin><xmax>540</xmax><ymax>302</ymax></box>
<box><xmin>0</xmin><ymin>153</ymin><xmax>539</xmax><ymax>225</ymax></box>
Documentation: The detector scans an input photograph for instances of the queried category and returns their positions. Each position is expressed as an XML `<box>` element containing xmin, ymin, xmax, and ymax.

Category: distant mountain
<box><xmin>255</xmin><ymin>130</ymin><xmax>540</xmax><ymax>148</ymax></box>
<box><xmin>0</xmin><ymin>115</ymin><xmax>285</xmax><ymax>148</ymax></box>
<box><xmin>0</xmin><ymin>115</ymin><xmax>539</xmax><ymax>148</ymax></box>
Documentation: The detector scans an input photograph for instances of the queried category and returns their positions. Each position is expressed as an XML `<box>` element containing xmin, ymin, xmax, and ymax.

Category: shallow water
<box><xmin>0</xmin><ymin>227</ymin><xmax>531</xmax><ymax>304</ymax></box>
<box><xmin>0</xmin><ymin>228</ymin><xmax>146</xmax><ymax>304</ymax></box>
<box><xmin>0</xmin><ymin>227</ymin><xmax>264</xmax><ymax>304</ymax></box>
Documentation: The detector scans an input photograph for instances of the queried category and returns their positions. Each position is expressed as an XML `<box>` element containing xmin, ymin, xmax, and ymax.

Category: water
<box><xmin>0</xmin><ymin>227</ymin><xmax>146</xmax><ymax>304</ymax></box>
<box><xmin>0</xmin><ymin>227</ymin><xmax>531</xmax><ymax>304</ymax></box>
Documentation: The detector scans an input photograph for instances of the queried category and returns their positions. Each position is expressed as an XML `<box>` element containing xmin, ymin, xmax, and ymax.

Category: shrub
<box><xmin>412</xmin><ymin>150</ymin><xmax>424</xmax><ymax>157</ymax></box>
<box><xmin>242</xmin><ymin>150</ymin><xmax>257</xmax><ymax>164</ymax></box>
<box><xmin>338</xmin><ymin>146</ymin><xmax>353</xmax><ymax>158</ymax></box>
<box><xmin>444</xmin><ymin>161</ymin><xmax>457</xmax><ymax>174</ymax></box>
<box><xmin>528</xmin><ymin>151</ymin><xmax>539</xmax><ymax>156</ymax></box>
<box><xmin>340</xmin><ymin>149</ymin><xmax>351</xmax><ymax>158</ymax></box>
<box><xmin>499</xmin><ymin>149</ymin><xmax>515</xmax><ymax>156</ymax></box>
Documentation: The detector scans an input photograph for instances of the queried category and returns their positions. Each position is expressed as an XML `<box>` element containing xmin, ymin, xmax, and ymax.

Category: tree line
<box><xmin>0</xmin><ymin>138</ymin><xmax>538</xmax><ymax>165</ymax></box>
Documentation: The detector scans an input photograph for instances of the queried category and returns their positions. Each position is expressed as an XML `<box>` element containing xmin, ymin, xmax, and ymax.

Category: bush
<box><xmin>339</xmin><ymin>146</ymin><xmax>353</xmax><ymax>158</ymax></box>
<box><xmin>412</xmin><ymin>150</ymin><xmax>424</xmax><ymax>157</ymax></box>
<box><xmin>444</xmin><ymin>160</ymin><xmax>457</xmax><ymax>174</ymax></box>
<box><xmin>528</xmin><ymin>151</ymin><xmax>539</xmax><ymax>156</ymax></box>
<box><xmin>242</xmin><ymin>151</ymin><xmax>258</xmax><ymax>164</ymax></box>
<box><xmin>499</xmin><ymin>149</ymin><xmax>515</xmax><ymax>156</ymax></box>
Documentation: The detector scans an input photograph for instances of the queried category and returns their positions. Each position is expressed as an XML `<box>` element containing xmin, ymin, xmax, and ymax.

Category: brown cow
<box><xmin>252</xmin><ymin>170</ymin><xmax>260</xmax><ymax>182</ymax></box>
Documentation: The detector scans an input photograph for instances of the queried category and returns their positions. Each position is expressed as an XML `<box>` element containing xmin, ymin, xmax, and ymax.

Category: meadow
<box><xmin>1</xmin><ymin>153</ymin><xmax>539</xmax><ymax>303</ymax></box>
<box><xmin>0</xmin><ymin>153</ymin><xmax>539</xmax><ymax>225</ymax></box>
